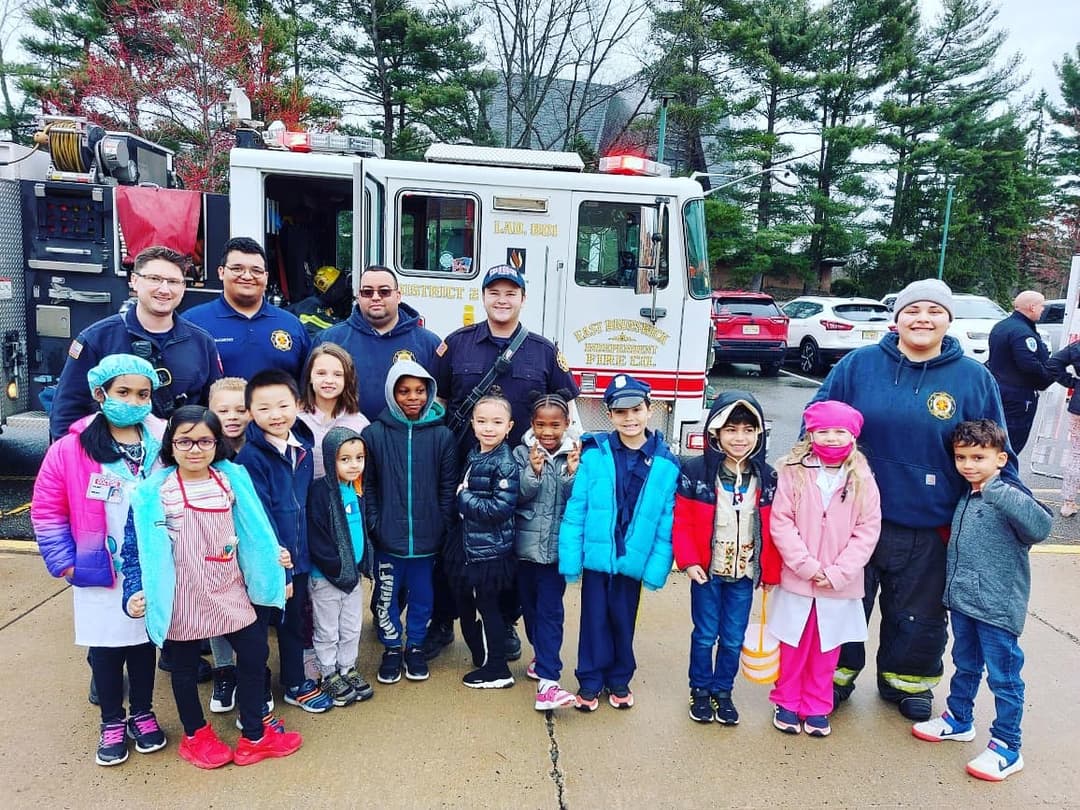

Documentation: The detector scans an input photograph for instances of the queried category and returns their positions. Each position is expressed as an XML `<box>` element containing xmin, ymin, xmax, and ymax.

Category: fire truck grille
<box><xmin>574</xmin><ymin>396</ymin><xmax>674</xmax><ymax>438</ymax></box>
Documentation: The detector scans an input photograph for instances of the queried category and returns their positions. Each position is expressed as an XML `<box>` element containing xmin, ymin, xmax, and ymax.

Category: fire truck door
<box><xmin>351</xmin><ymin>164</ymin><xmax>385</xmax><ymax>278</ymax></box>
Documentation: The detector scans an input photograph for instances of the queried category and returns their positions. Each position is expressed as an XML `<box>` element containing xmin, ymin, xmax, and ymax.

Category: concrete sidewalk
<box><xmin>3</xmin><ymin>548</ymin><xmax>1080</xmax><ymax>809</ymax></box>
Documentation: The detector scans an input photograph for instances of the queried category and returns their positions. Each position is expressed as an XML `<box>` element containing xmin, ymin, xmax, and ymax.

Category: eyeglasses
<box><xmin>172</xmin><ymin>437</ymin><xmax>218</xmax><ymax>451</ymax></box>
<box><xmin>359</xmin><ymin>286</ymin><xmax>397</xmax><ymax>299</ymax></box>
<box><xmin>136</xmin><ymin>272</ymin><xmax>186</xmax><ymax>289</ymax></box>
<box><xmin>223</xmin><ymin>264</ymin><xmax>268</xmax><ymax>279</ymax></box>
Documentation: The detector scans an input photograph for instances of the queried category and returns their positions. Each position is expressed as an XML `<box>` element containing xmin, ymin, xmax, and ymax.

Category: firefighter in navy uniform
<box><xmin>426</xmin><ymin>264</ymin><xmax>580</xmax><ymax>661</ymax></box>
<box><xmin>49</xmin><ymin>246</ymin><xmax>222</xmax><ymax>441</ymax></box>
<box><xmin>987</xmin><ymin>290</ymin><xmax>1054</xmax><ymax>453</ymax></box>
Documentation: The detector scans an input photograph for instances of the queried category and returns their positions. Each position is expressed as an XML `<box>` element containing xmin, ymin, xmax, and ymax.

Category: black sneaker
<box><xmin>504</xmin><ymin>623</ymin><xmax>522</xmax><ymax>662</ymax></box>
<box><xmin>126</xmin><ymin>711</ymin><xmax>167</xmax><ymax>753</ymax></box>
<box><xmin>689</xmin><ymin>688</ymin><xmax>715</xmax><ymax>723</ymax></box>
<box><xmin>343</xmin><ymin>669</ymin><xmax>375</xmax><ymax>701</ymax></box>
<box><xmin>462</xmin><ymin>664</ymin><xmax>515</xmax><ymax>689</ymax></box>
<box><xmin>209</xmin><ymin>665</ymin><xmax>237</xmax><ymax>713</ymax></box>
<box><xmin>404</xmin><ymin>647</ymin><xmax>430</xmax><ymax>681</ymax></box>
<box><xmin>713</xmin><ymin>694</ymin><xmax>739</xmax><ymax>725</ymax></box>
<box><xmin>833</xmin><ymin>682</ymin><xmax>854</xmax><ymax>706</ymax></box>
<box><xmin>378</xmin><ymin>648</ymin><xmax>403</xmax><ymax>684</ymax></box>
<box><xmin>322</xmin><ymin>672</ymin><xmax>359</xmax><ymax>706</ymax></box>
<box><xmin>96</xmin><ymin>720</ymin><xmax>129</xmax><ymax>766</ymax></box>
<box><xmin>899</xmin><ymin>693</ymin><xmax>934</xmax><ymax>721</ymax></box>
<box><xmin>421</xmin><ymin>622</ymin><xmax>455</xmax><ymax>661</ymax></box>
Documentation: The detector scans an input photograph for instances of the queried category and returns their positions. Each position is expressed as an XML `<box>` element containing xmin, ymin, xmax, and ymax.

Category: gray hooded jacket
<box><xmin>513</xmin><ymin>429</ymin><xmax>578</xmax><ymax>565</ymax></box>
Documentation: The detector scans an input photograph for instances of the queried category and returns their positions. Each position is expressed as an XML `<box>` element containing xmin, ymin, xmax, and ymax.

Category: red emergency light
<box><xmin>283</xmin><ymin>132</ymin><xmax>311</xmax><ymax>153</ymax></box>
<box><xmin>598</xmin><ymin>154</ymin><xmax>671</xmax><ymax>177</ymax></box>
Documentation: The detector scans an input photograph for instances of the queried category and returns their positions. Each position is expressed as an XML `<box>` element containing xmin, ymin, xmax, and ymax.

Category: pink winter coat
<box><xmin>769</xmin><ymin>455</ymin><xmax>881</xmax><ymax>600</ymax></box>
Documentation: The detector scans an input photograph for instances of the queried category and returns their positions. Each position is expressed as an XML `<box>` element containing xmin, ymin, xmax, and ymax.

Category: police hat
<box><xmin>482</xmin><ymin>264</ymin><xmax>526</xmax><ymax>291</ymax></box>
<box><xmin>604</xmin><ymin>374</ymin><xmax>651</xmax><ymax>409</ymax></box>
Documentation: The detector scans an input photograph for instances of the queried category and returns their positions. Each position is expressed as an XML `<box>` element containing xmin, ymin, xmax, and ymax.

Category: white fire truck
<box><xmin>0</xmin><ymin>119</ymin><xmax>715</xmax><ymax>452</ymax></box>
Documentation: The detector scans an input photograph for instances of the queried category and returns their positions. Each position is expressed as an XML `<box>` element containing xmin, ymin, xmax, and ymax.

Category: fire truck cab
<box><xmin>229</xmin><ymin>137</ymin><xmax>713</xmax><ymax>450</ymax></box>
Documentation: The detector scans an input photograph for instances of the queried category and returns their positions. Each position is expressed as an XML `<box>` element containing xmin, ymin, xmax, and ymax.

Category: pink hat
<box><xmin>803</xmin><ymin>400</ymin><xmax>863</xmax><ymax>438</ymax></box>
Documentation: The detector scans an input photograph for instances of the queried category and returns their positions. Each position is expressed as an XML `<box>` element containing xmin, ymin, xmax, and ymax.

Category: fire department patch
<box><xmin>393</xmin><ymin>349</ymin><xmax>416</xmax><ymax>363</ymax></box>
<box><xmin>926</xmin><ymin>391</ymin><xmax>956</xmax><ymax>420</ymax></box>
<box><xmin>435</xmin><ymin>341</ymin><xmax>448</xmax><ymax>357</ymax></box>
<box><xmin>1025</xmin><ymin>337</ymin><xmax>1038</xmax><ymax>352</ymax></box>
<box><xmin>556</xmin><ymin>351</ymin><xmax>569</xmax><ymax>372</ymax></box>
<box><xmin>68</xmin><ymin>340</ymin><xmax>84</xmax><ymax>359</ymax></box>
<box><xmin>270</xmin><ymin>330</ymin><xmax>293</xmax><ymax>352</ymax></box>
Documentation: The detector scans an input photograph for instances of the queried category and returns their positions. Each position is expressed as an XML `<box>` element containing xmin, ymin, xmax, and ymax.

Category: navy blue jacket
<box><xmin>459</xmin><ymin>442</ymin><xmax>520</xmax><ymax>563</ymax></box>
<box><xmin>814</xmin><ymin>333</ymin><xmax>1017</xmax><ymax>530</ymax></box>
<box><xmin>234</xmin><ymin>420</ymin><xmax>315</xmax><ymax>583</ymax></box>
<box><xmin>315</xmin><ymin>302</ymin><xmax>442</xmax><ymax>421</ymax></box>
<box><xmin>1047</xmin><ymin>339</ymin><xmax>1080</xmax><ymax>416</ymax></box>
<box><xmin>50</xmin><ymin>307</ymin><xmax>222</xmax><ymax>440</ymax></box>
<box><xmin>184</xmin><ymin>295</ymin><xmax>311</xmax><ymax>382</ymax></box>
<box><xmin>987</xmin><ymin>310</ymin><xmax>1053</xmax><ymax>393</ymax></box>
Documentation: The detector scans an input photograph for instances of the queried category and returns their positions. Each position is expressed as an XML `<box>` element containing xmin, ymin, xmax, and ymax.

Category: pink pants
<box><xmin>769</xmin><ymin>603</ymin><xmax>841</xmax><ymax>718</ymax></box>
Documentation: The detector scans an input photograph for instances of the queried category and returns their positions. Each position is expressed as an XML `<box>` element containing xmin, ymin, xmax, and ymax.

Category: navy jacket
<box><xmin>814</xmin><ymin>333</ymin><xmax>1016</xmax><ymax>530</ymax></box>
<box><xmin>987</xmin><ymin>310</ymin><xmax>1053</xmax><ymax>392</ymax></box>
<box><xmin>50</xmin><ymin>307</ymin><xmax>222</xmax><ymax>440</ymax></box>
<box><xmin>184</xmin><ymin>295</ymin><xmax>311</xmax><ymax>381</ymax></box>
<box><xmin>315</xmin><ymin>302</ymin><xmax>442</xmax><ymax>422</ymax></box>
<box><xmin>235</xmin><ymin>420</ymin><xmax>315</xmax><ymax>582</ymax></box>
<box><xmin>361</xmin><ymin>360</ymin><xmax>457</xmax><ymax>557</ymax></box>
<box><xmin>459</xmin><ymin>442</ymin><xmax>520</xmax><ymax>563</ymax></box>
<box><xmin>1047</xmin><ymin>339</ymin><xmax>1080</xmax><ymax>416</ymax></box>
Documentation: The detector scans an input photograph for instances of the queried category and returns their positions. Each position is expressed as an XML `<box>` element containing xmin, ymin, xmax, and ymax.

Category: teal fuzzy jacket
<box><xmin>123</xmin><ymin>460</ymin><xmax>286</xmax><ymax>647</ymax></box>
<box><xmin>558</xmin><ymin>432</ymin><xmax>678</xmax><ymax>590</ymax></box>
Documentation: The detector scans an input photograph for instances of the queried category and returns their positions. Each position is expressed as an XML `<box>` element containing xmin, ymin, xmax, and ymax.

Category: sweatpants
<box><xmin>457</xmin><ymin>585</ymin><xmax>507</xmax><ymax>671</ymax></box>
<box><xmin>770</xmin><ymin>603</ymin><xmax>841</xmax><ymax>718</ymax></box>
<box><xmin>518</xmin><ymin>561</ymin><xmax>566</xmax><ymax>682</ymax></box>
<box><xmin>575</xmin><ymin>570</ymin><xmax>642</xmax><ymax>695</ymax></box>
<box><xmin>257</xmin><ymin>572</ymin><xmax>309</xmax><ymax>690</ymax></box>
<box><xmin>835</xmin><ymin>520</ymin><xmax>947</xmax><ymax>701</ymax></box>
<box><xmin>164</xmin><ymin>619</ymin><xmax>268</xmax><ymax>741</ymax></box>
<box><xmin>310</xmin><ymin>576</ymin><xmax>363</xmax><ymax>676</ymax></box>
<box><xmin>89</xmin><ymin>642</ymin><xmax>157</xmax><ymax>723</ymax></box>
<box><xmin>374</xmin><ymin>552</ymin><xmax>434</xmax><ymax>650</ymax></box>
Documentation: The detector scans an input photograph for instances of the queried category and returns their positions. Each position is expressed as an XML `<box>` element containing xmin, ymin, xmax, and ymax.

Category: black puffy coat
<box><xmin>459</xmin><ymin>442</ymin><xmax>519</xmax><ymax>563</ymax></box>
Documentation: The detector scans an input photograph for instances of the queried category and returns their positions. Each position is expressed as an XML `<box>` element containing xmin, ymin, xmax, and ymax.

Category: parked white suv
<box><xmin>781</xmin><ymin>296</ymin><xmax>892</xmax><ymax>374</ymax></box>
<box><xmin>947</xmin><ymin>294</ymin><xmax>1008</xmax><ymax>363</ymax></box>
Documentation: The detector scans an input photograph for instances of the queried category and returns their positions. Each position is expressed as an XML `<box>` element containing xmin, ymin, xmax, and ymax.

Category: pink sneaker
<box><xmin>535</xmin><ymin>683</ymin><xmax>576</xmax><ymax>711</ymax></box>
<box><xmin>525</xmin><ymin>658</ymin><xmax>539</xmax><ymax>681</ymax></box>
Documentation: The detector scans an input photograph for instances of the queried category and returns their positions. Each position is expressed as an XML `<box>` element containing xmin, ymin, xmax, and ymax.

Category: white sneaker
<box><xmin>912</xmin><ymin>711</ymin><xmax>977</xmax><ymax>743</ymax></box>
<box><xmin>966</xmin><ymin>738</ymin><xmax>1024</xmax><ymax>781</ymax></box>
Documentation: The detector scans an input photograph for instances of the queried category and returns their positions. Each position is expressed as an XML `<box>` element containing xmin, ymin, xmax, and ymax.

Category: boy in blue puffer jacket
<box><xmin>559</xmin><ymin>374</ymin><xmax>679</xmax><ymax>712</ymax></box>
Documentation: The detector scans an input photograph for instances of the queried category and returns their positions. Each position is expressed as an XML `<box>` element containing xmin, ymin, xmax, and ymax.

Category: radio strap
<box><xmin>447</xmin><ymin>324</ymin><xmax>528</xmax><ymax>439</ymax></box>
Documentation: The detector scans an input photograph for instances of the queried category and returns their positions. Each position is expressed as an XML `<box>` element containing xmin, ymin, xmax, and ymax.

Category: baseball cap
<box><xmin>603</xmin><ymin>374</ymin><xmax>651</xmax><ymax>409</ymax></box>
<box><xmin>482</xmin><ymin>264</ymin><xmax>526</xmax><ymax>290</ymax></box>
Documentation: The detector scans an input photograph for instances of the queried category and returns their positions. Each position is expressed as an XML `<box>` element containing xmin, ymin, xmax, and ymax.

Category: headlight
<box><xmin>966</xmin><ymin>332</ymin><xmax>988</xmax><ymax>340</ymax></box>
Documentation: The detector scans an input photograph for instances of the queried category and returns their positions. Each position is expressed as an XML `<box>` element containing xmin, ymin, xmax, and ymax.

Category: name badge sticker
<box><xmin>86</xmin><ymin>473</ymin><xmax>125</xmax><ymax>503</ymax></box>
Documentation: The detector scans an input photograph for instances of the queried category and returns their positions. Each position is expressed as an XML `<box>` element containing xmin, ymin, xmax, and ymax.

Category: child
<box><xmin>31</xmin><ymin>354</ymin><xmax>166</xmax><ymax>766</ymax></box>
<box><xmin>235</xmin><ymin>369</ymin><xmax>333</xmax><ymax>713</ymax></box>
<box><xmin>560</xmin><ymin>375</ymin><xmax>679</xmax><ymax>711</ymax></box>
<box><xmin>447</xmin><ymin>389</ymin><xmax>520</xmax><ymax>688</ymax></box>
<box><xmin>307</xmin><ymin>427</ymin><xmax>375</xmax><ymax>705</ymax></box>
<box><xmin>297</xmin><ymin>343</ymin><xmax>369</xmax><ymax>478</ymax></box>
<box><xmin>206</xmin><ymin>375</ymin><xmax>250</xmax><ymax>713</ymax></box>
<box><xmin>767</xmin><ymin>400</ymin><xmax>881</xmax><ymax>737</ymax></box>
<box><xmin>124</xmin><ymin>406</ymin><xmax>301</xmax><ymax>768</ymax></box>
<box><xmin>513</xmin><ymin>391</ymin><xmax>580</xmax><ymax>710</ymax></box>
<box><xmin>672</xmin><ymin>390</ymin><xmax>778</xmax><ymax>725</ymax></box>
<box><xmin>209</xmin><ymin>377</ymin><xmax>249</xmax><ymax>455</ymax></box>
<box><xmin>361</xmin><ymin>359</ymin><xmax>457</xmax><ymax>684</ymax></box>
<box><xmin>912</xmin><ymin>419</ymin><xmax>1052</xmax><ymax>781</ymax></box>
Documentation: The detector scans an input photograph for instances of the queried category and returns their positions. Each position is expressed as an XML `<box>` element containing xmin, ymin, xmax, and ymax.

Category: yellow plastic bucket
<box><xmin>740</xmin><ymin>591</ymin><xmax>780</xmax><ymax>684</ymax></box>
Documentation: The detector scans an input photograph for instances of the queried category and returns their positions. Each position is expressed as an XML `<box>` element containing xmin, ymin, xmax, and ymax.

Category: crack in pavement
<box><xmin>544</xmin><ymin>710</ymin><xmax>568</xmax><ymax>809</ymax></box>
<box><xmin>1029</xmin><ymin>610</ymin><xmax>1080</xmax><ymax>646</ymax></box>
<box><xmin>0</xmin><ymin>582</ymin><xmax>69</xmax><ymax>633</ymax></box>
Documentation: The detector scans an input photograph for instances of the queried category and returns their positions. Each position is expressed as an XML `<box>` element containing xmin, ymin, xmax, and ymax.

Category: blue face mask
<box><xmin>101</xmin><ymin>397</ymin><xmax>152</xmax><ymax>427</ymax></box>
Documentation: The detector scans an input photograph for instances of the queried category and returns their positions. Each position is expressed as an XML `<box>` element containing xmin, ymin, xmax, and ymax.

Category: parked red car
<box><xmin>710</xmin><ymin>291</ymin><xmax>789</xmax><ymax>376</ymax></box>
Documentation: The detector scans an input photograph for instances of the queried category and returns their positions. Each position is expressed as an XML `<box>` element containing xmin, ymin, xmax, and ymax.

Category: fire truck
<box><xmin>0</xmin><ymin>118</ymin><xmax>715</xmax><ymax>452</ymax></box>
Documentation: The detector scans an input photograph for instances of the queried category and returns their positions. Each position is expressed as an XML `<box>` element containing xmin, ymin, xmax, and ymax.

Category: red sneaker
<box><xmin>233</xmin><ymin>730</ymin><xmax>303</xmax><ymax>766</ymax></box>
<box><xmin>177</xmin><ymin>724</ymin><xmax>233</xmax><ymax>769</ymax></box>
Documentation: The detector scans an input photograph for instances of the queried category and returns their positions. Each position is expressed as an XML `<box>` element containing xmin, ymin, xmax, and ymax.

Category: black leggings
<box><xmin>165</xmin><ymin>620</ymin><xmax>269</xmax><ymax>741</ymax></box>
<box><xmin>456</xmin><ymin>586</ymin><xmax>506</xmax><ymax>670</ymax></box>
<box><xmin>89</xmin><ymin>643</ymin><xmax>157</xmax><ymax>723</ymax></box>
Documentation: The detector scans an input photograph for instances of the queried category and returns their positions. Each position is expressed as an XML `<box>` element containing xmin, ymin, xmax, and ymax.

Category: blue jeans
<box><xmin>374</xmin><ymin>552</ymin><xmax>435</xmax><ymax>650</ymax></box>
<box><xmin>688</xmin><ymin>576</ymin><xmax>754</xmax><ymax>695</ymax></box>
<box><xmin>946</xmin><ymin>609</ymin><xmax>1025</xmax><ymax>750</ymax></box>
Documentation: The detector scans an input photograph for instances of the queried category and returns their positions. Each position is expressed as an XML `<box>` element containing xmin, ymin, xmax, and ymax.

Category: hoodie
<box><xmin>360</xmin><ymin>359</ymin><xmax>458</xmax><ymax>557</ymax></box>
<box><xmin>812</xmin><ymin>333</ymin><xmax>1017</xmax><ymax>530</ymax></box>
<box><xmin>672</xmin><ymin>390</ymin><xmax>780</xmax><ymax>585</ymax></box>
<box><xmin>315</xmin><ymin>302</ymin><xmax>443</xmax><ymax>422</ymax></box>
<box><xmin>513</xmin><ymin>429</ymin><xmax>578</xmax><ymax>565</ymax></box>
<box><xmin>307</xmin><ymin>426</ymin><xmax>373</xmax><ymax>592</ymax></box>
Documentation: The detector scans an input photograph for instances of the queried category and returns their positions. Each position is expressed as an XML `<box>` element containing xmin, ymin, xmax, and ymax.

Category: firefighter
<box><xmin>49</xmin><ymin>246</ymin><xmax>222</xmax><ymax>441</ymax></box>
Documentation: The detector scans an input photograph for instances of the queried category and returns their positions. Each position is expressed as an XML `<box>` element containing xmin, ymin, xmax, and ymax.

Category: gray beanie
<box><xmin>892</xmin><ymin>278</ymin><xmax>954</xmax><ymax>321</ymax></box>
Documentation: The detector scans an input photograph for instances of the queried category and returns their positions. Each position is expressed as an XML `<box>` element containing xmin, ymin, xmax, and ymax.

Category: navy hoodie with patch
<box><xmin>812</xmin><ymin>333</ymin><xmax>1016</xmax><ymax>530</ymax></box>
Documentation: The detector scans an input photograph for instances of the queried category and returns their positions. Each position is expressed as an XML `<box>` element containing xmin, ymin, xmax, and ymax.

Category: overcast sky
<box><xmin>921</xmin><ymin>0</ymin><xmax>1078</xmax><ymax>103</ymax></box>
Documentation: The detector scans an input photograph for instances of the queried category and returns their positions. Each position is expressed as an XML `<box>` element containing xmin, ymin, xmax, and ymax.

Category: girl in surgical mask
<box><xmin>31</xmin><ymin>353</ymin><xmax>167</xmax><ymax>767</ymax></box>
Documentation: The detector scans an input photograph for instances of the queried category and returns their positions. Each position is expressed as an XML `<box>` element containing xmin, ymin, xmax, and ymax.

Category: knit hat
<box><xmin>803</xmin><ymin>400</ymin><xmax>863</xmax><ymax>438</ymax></box>
<box><xmin>603</xmin><ymin>374</ymin><xmax>651</xmax><ymax>409</ymax></box>
<box><xmin>892</xmin><ymin>278</ymin><xmax>954</xmax><ymax>321</ymax></box>
<box><xmin>87</xmin><ymin>353</ymin><xmax>159</xmax><ymax>394</ymax></box>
